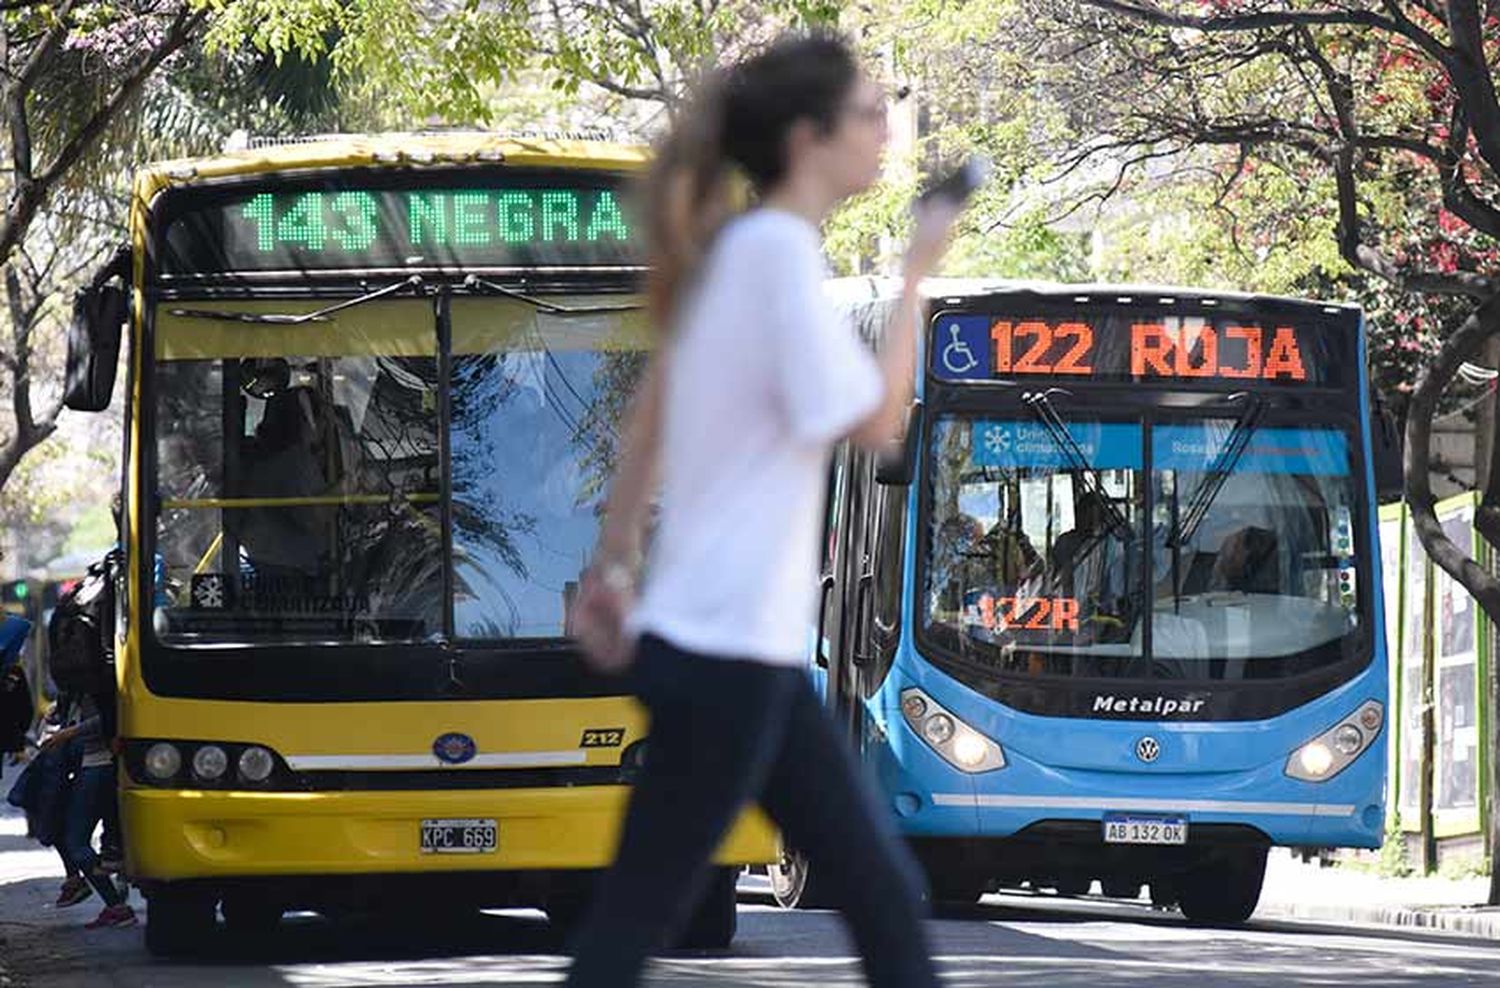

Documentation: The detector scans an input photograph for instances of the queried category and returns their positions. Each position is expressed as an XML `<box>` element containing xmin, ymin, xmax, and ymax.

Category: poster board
<box><xmin>1399</xmin><ymin>507</ymin><xmax>1430</xmax><ymax>832</ymax></box>
<box><xmin>1378</xmin><ymin>502</ymin><xmax>1405</xmax><ymax>827</ymax></box>
<box><xmin>1432</xmin><ymin>493</ymin><xmax>1483</xmax><ymax>838</ymax></box>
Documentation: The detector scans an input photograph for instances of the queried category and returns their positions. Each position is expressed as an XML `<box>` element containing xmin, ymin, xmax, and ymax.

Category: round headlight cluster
<box><xmin>135</xmin><ymin>741</ymin><xmax>281</xmax><ymax>786</ymax></box>
<box><xmin>899</xmin><ymin>688</ymin><xmax>1006</xmax><ymax>774</ymax></box>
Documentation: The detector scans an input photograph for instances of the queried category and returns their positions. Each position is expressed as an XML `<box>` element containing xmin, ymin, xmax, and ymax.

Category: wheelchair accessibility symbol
<box><xmin>941</xmin><ymin>323</ymin><xmax>980</xmax><ymax>375</ymax></box>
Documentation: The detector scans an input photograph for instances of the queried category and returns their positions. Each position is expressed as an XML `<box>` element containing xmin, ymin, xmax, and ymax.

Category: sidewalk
<box><xmin>1258</xmin><ymin>849</ymin><xmax>1499</xmax><ymax>937</ymax></box>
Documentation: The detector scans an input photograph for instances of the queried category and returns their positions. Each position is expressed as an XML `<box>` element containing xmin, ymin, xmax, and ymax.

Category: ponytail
<box><xmin>643</xmin><ymin>71</ymin><xmax>736</xmax><ymax>330</ymax></box>
<box><xmin>642</xmin><ymin>31</ymin><xmax>861</xmax><ymax>330</ymax></box>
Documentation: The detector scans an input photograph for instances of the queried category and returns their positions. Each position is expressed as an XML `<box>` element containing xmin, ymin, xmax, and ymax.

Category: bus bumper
<box><xmin>122</xmin><ymin>785</ymin><xmax>777</xmax><ymax>881</ymax></box>
<box><xmin>867</xmin><ymin>708</ymin><xmax>1386</xmax><ymax>850</ymax></box>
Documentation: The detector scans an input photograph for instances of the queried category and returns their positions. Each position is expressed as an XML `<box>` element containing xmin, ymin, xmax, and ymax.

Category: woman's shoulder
<box><xmin>716</xmin><ymin>209</ymin><xmax>819</xmax><ymax>258</ymax></box>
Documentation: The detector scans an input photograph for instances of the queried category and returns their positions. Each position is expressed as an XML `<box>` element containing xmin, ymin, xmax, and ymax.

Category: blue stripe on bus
<box><xmin>1152</xmin><ymin>424</ymin><xmax>1349</xmax><ymax>475</ymax></box>
<box><xmin>970</xmin><ymin>421</ymin><xmax>1142</xmax><ymax>470</ymax></box>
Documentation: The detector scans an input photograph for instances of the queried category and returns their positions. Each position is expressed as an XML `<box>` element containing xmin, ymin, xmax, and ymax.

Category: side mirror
<box><xmin>64</xmin><ymin>255</ymin><xmax>129</xmax><ymax>413</ymax></box>
<box><xmin>876</xmin><ymin>400</ymin><xmax>924</xmax><ymax>486</ymax></box>
<box><xmin>1371</xmin><ymin>390</ymin><xmax>1403</xmax><ymax>502</ymax></box>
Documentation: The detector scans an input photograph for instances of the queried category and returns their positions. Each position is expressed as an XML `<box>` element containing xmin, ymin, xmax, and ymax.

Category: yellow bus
<box><xmin>62</xmin><ymin>133</ymin><xmax>776</xmax><ymax>956</ymax></box>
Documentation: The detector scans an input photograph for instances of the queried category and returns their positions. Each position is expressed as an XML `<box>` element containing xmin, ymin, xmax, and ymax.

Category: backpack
<box><xmin>47</xmin><ymin>552</ymin><xmax>119</xmax><ymax>697</ymax></box>
<box><xmin>0</xmin><ymin>665</ymin><xmax>31</xmax><ymax>753</ymax></box>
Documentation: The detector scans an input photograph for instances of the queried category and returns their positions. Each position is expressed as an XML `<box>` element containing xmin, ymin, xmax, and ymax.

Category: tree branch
<box><xmin>1407</xmin><ymin>294</ymin><xmax>1500</xmax><ymax>618</ymax></box>
<box><xmin>37</xmin><ymin>7</ymin><xmax>205</xmax><ymax>188</ymax></box>
<box><xmin>1443</xmin><ymin>0</ymin><xmax>1500</xmax><ymax>179</ymax></box>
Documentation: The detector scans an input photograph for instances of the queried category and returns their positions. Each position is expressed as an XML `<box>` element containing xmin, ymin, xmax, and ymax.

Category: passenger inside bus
<box><xmin>1209</xmin><ymin>526</ymin><xmax>1281</xmax><ymax>594</ymax></box>
<box><xmin>232</xmin><ymin>376</ymin><xmax>338</xmax><ymax>581</ymax></box>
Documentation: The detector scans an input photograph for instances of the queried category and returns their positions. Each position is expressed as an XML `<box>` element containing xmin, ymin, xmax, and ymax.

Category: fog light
<box><xmin>1360</xmin><ymin>706</ymin><xmax>1382</xmax><ymax>732</ymax></box>
<box><xmin>237</xmin><ymin>746</ymin><xmax>275</xmax><ymax>783</ymax></box>
<box><xmin>1298</xmin><ymin>742</ymin><xmax>1335</xmax><ymax>778</ymax></box>
<box><xmin>924</xmin><ymin>713</ymin><xmax>956</xmax><ymax>745</ymax></box>
<box><xmin>902</xmin><ymin>694</ymin><xmax>928</xmax><ymax>722</ymax></box>
<box><xmin>952</xmin><ymin>732</ymin><xmax>988</xmax><ymax>768</ymax></box>
<box><xmin>144</xmin><ymin>743</ymin><xmax>181</xmax><ymax>781</ymax></box>
<box><xmin>1333</xmin><ymin>724</ymin><xmax>1364</xmax><ymax>755</ymax></box>
<box><xmin>192</xmin><ymin>745</ymin><xmax>228</xmax><ymax>781</ymax></box>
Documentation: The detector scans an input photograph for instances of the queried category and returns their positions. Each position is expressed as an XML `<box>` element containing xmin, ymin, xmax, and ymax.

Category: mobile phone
<box><xmin>919</xmin><ymin>156</ymin><xmax>993</xmax><ymax>207</ymax></box>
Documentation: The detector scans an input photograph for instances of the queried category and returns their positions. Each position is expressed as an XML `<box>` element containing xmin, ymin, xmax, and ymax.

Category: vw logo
<box><xmin>1135</xmin><ymin>736</ymin><xmax>1161</xmax><ymax>763</ymax></box>
<box><xmin>433</xmin><ymin>732</ymin><xmax>477</xmax><ymax>765</ymax></box>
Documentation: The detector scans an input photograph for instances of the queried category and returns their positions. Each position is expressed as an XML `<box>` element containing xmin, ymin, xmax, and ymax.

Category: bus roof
<box><xmin>134</xmin><ymin>131</ymin><xmax>650</xmax><ymax>196</ymax></box>
<box><xmin>825</xmin><ymin>275</ymin><xmax>1360</xmax><ymax>315</ymax></box>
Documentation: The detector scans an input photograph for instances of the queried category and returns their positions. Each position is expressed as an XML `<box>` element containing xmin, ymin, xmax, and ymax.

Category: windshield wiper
<box><xmin>169</xmin><ymin>275</ymin><xmax>425</xmax><ymax>325</ymax></box>
<box><xmin>1165</xmin><ymin>391</ymin><xmax>1265</xmax><ymax>551</ymax></box>
<box><xmin>1023</xmin><ymin>388</ymin><xmax>1132</xmax><ymax>542</ymax></box>
<box><xmin>462</xmin><ymin>275</ymin><xmax>643</xmax><ymax>315</ymax></box>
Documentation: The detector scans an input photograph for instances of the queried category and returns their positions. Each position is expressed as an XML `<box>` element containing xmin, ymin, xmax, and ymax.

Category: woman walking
<box><xmin>568</xmin><ymin>31</ymin><xmax>962</xmax><ymax>988</ymax></box>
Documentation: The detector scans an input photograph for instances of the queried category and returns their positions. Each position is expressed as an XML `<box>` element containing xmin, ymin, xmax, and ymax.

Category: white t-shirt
<box><xmin>630</xmin><ymin>209</ymin><xmax>884</xmax><ymax>665</ymax></box>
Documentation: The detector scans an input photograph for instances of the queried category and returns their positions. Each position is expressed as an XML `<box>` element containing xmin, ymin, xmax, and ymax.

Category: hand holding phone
<box><xmin>905</xmin><ymin>156</ymin><xmax>990</xmax><ymax>283</ymax></box>
<box><xmin>919</xmin><ymin>156</ymin><xmax>993</xmax><ymax>208</ymax></box>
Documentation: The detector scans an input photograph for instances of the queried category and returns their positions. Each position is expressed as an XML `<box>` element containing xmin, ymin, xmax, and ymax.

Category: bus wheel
<box><xmin>145</xmin><ymin>886</ymin><xmax>218</xmax><ymax>957</ymax></box>
<box><xmin>1177</xmin><ymin>847</ymin><xmax>1268</xmax><ymax>925</ymax></box>
<box><xmin>220</xmin><ymin>892</ymin><xmax>283</xmax><ymax>940</ymax></box>
<box><xmin>769</xmin><ymin>848</ymin><xmax>834</xmax><ymax>910</ymax></box>
<box><xmin>676</xmin><ymin>867</ymin><xmax>737</xmax><ymax>949</ymax></box>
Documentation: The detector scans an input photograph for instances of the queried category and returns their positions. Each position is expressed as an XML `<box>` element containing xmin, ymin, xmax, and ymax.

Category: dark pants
<box><xmin>60</xmin><ymin>763</ymin><xmax>124</xmax><ymax>907</ymax></box>
<box><xmin>565</xmin><ymin>635</ymin><xmax>939</xmax><ymax>988</ymax></box>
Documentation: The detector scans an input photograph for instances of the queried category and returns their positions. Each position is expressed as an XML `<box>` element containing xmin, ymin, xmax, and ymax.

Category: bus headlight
<box><xmin>1286</xmin><ymin>700</ymin><xmax>1383</xmax><ymax>782</ymax></box>
<box><xmin>901</xmin><ymin>688</ymin><xmax>1005</xmax><ymax>774</ymax></box>
<box><xmin>192</xmin><ymin>744</ymin><xmax>229</xmax><ymax>781</ymax></box>
<box><xmin>237</xmin><ymin>746</ymin><xmax>276</xmax><ymax>783</ymax></box>
<box><xmin>144</xmin><ymin>743</ymin><xmax>181</xmax><ymax>781</ymax></box>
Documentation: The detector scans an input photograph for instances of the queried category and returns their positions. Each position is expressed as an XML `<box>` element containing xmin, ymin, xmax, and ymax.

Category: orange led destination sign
<box><xmin>933</xmin><ymin>312</ymin><xmax>1340</xmax><ymax>385</ymax></box>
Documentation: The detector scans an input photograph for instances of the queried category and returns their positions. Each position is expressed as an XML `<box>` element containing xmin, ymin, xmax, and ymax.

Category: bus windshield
<box><xmin>152</xmin><ymin>295</ymin><xmax>646</xmax><ymax>646</ymax></box>
<box><xmin>923</xmin><ymin>414</ymin><xmax>1364</xmax><ymax>680</ymax></box>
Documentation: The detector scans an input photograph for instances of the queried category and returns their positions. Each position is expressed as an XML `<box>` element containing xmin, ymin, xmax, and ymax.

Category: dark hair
<box><xmin>643</xmin><ymin>32</ymin><xmax>862</xmax><ymax>327</ymax></box>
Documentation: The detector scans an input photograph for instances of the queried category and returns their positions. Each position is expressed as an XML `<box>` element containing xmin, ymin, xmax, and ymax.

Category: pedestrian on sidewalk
<box><xmin>567</xmin><ymin>31</ymin><xmax>960</xmax><ymax>988</ymax></box>
<box><xmin>43</xmin><ymin>691</ymin><xmax>135</xmax><ymax>928</ymax></box>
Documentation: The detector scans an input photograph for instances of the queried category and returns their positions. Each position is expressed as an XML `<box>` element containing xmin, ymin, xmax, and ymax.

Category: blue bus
<box><xmin>773</xmin><ymin>280</ymin><xmax>1393</xmax><ymax>924</ymax></box>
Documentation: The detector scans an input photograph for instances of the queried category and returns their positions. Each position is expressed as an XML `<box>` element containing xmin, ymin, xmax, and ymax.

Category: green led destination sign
<box><xmin>159</xmin><ymin>176</ymin><xmax>642</xmax><ymax>275</ymax></box>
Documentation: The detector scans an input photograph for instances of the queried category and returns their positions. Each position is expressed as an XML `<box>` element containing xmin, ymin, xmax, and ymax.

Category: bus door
<box><xmin>828</xmin><ymin>448</ymin><xmax>881</xmax><ymax>742</ymax></box>
<box><xmin>817</xmin><ymin>447</ymin><xmax>855</xmax><ymax>728</ymax></box>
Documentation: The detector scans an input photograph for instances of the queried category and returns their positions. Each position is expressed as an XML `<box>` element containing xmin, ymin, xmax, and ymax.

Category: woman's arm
<box><xmin>573</xmin><ymin>358</ymin><xmax>667</xmax><ymax>671</ymax></box>
<box><xmin>594</xmin><ymin>357</ymin><xmax>666</xmax><ymax>573</ymax></box>
<box><xmin>846</xmin><ymin>200</ymin><xmax>961</xmax><ymax>450</ymax></box>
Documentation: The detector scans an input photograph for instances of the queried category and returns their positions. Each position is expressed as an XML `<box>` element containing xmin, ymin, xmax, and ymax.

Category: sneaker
<box><xmin>84</xmin><ymin>903</ymin><xmax>137</xmax><ymax>929</ymax></box>
<box><xmin>55</xmin><ymin>876</ymin><xmax>93</xmax><ymax>908</ymax></box>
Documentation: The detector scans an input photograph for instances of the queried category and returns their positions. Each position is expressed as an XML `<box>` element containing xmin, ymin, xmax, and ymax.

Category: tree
<box><xmin>0</xmin><ymin>0</ymin><xmax>556</xmax><ymax>518</ymax></box>
<box><xmin>1028</xmin><ymin>0</ymin><xmax>1500</xmax><ymax>903</ymax></box>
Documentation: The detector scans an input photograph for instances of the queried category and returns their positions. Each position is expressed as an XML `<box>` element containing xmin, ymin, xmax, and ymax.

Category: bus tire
<box><xmin>1177</xmin><ymin>847</ymin><xmax>1267</xmax><ymax>926</ymax></box>
<box><xmin>769</xmin><ymin>847</ymin><xmax>834</xmax><ymax>910</ymax></box>
<box><xmin>145</xmin><ymin>886</ymin><xmax>218</xmax><ymax>957</ymax></box>
<box><xmin>676</xmin><ymin>867</ymin><xmax>737</xmax><ymax>949</ymax></box>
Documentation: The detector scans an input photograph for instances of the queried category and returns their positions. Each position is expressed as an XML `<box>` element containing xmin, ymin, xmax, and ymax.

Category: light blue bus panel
<box><xmin>791</xmin><ymin>285</ymin><xmax>1388</xmax><ymax>927</ymax></box>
